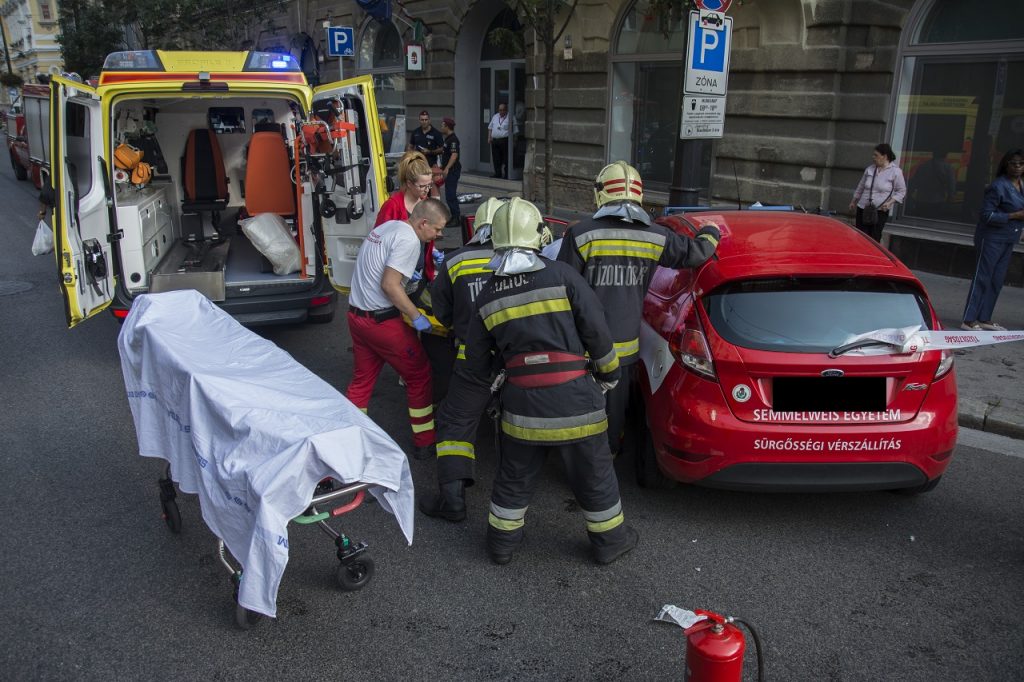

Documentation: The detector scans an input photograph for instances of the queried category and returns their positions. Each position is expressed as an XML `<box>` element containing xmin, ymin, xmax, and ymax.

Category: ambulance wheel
<box><xmin>234</xmin><ymin>603</ymin><xmax>263</xmax><ymax>630</ymax></box>
<box><xmin>11</xmin><ymin>153</ymin><xmax>28</xmax><ymax>181</ymax></box>
<box><xmin>336</xmin><ymin>557</ymin><xmax>375</xmax><ymax>591</ymax></box>
<box><xmin>635</xmin><ymin>426</ymin><xmax>676</xmax><ymax>490</ymax></box>
<box><xmin>161</xmin><ymin>497</ymin><xmax>182</xmax><ymax>534</ymax></box>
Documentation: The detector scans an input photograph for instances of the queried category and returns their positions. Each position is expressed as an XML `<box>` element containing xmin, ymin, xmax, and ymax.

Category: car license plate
<box><xmin>772</xmin><ymin>377</ymin><xmax>886</xmax><ymax>412</ymax></box>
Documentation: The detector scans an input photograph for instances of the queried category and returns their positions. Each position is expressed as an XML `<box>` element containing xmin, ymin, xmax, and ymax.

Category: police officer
<box><xmin>419</xmin><ymin>198</ymin><xmax>507</xmax><ymax>521</ymax></box>
<box><xmin>462</xmin><ymin>198</ymin><xmax>638</xmax><ymax>565</ymax></box>
<box><xmin>558</xmin><ymin>161</ymin><xmax>720</xmax><ymax>457</ymax></box>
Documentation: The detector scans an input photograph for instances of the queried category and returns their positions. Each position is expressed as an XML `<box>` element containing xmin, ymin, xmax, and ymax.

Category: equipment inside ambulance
<box><xmin>49</xmin><ymin>50</ymin><xmax>388</xmax><ymax>328</ymax></box>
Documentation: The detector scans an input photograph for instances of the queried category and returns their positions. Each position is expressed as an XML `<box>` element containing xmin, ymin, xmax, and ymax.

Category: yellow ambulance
<box><xmin>50</xmin><ymin>50</ymin><xmax>388</xmax><ymax>327</ymax></box>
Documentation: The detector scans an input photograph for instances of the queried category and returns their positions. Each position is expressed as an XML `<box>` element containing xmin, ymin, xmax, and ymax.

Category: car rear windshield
<box><xmin>703</xmin><ymin>278</ymin><xmax>932</xmax><ymax>353</ymax></box>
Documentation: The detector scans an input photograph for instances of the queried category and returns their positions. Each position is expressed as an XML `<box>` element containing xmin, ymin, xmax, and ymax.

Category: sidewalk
<box><xmin>440</xmin><ymin>188</ymin><xmax>1023</xmax><ymax>440</ymax></box>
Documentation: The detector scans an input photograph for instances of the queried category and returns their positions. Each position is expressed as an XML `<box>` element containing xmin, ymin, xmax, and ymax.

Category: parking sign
<box><xmin>327</xmin><ymin>27</ymin><xmax>354</xmax><ymax>57</ymax></box>
<box><xmin>684</xmin><ymin>11</ymin><xmax>732</xmax><ymax>96</ymax></box>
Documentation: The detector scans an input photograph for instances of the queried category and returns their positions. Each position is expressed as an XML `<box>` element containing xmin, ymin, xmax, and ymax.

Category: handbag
<box><xmin>860</xmin><ymin>169</ymin><xmax>892</xmax><ymax>227</ymax></box>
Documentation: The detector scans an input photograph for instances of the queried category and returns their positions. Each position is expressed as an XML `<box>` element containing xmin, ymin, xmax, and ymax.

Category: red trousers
<box><xmin>346</xmin><ymin>313</ymin><xmax>435</xmax><ymax>447</ymax></box>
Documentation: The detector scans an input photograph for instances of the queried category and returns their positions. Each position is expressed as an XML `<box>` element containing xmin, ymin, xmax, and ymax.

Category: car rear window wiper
<box><xmin>829</xmin><ymin>325</ymin><xmax>922</xmax><ymax>358</ymax></box>
<box><xmin>829</xmin><ymin>338</ymin><xmax>902</xmax><ymax>358</ymax></box>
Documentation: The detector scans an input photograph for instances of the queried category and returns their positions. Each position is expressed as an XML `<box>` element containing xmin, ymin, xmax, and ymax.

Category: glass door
<box><xmin>479</xmin><ymin>62</ymin><xmax>525</xmax><ymax>180</ymax></box>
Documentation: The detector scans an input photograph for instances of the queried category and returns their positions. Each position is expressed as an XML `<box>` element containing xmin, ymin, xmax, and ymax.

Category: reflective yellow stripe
<box><xmin>578</xmin><ymin>239</ymin><xmax>662</xmax><ymax>261</ymax></box>
<box><xmin>451</xmin><ymin>266</ymin><xmax>492</xmax><ymax>281</ymax></box>
<box><xmin>697</xmin><ymin>233</ymin><xmax>719</xmax><ymax>248</ymax></box>
<box><xmin>358</xmin><ymin>407</ymin><xmax>368</xmax><ymax>414</ymax></box>
<box><xmin>501</xmin><ymin>418</ymin><xmax>607</xmax><ymax>442</ymax></box>
<box><xmin>482</xmin><ymin>298</ymin><xmax>572</xmax><ymax>330</ymax></box>
<box><xmin>614</xmin><ymin>338</ymin><xmax>639</xmax><ymax>359</ymax></box>
<box><xmin>411</xmin><ymin>420</ymin><xmax>435</xmax><ymax>433</ymax></box>
<box><xmin>449</xmin><ymin>257</ymin><xmax>493</xmax><ymax>281</ymax></box>
<box><xmin>595</xmin><ymin>349</ymin><xmax>619</xmax><ymax>374</ymax></box>
<box><xmin>586</xmin><ymin>512</ymin><xmax>625</xmax><ymax>534</ymax></box>
<box><xmin>409</xmin><ymin>405</ymin><xmax>434</xmax><ymax>418</ymax></box>
<box><xmin>488</xmin><ymin>512</ymin><xmax>525</xmax><ymax>532</ymax></box>
<box><xmin>456</xmin><ymin>344</ymin><xmax>466</xmax><ymax>360</ymax></box>
<box><xmin>437</xmin><ymin>440</ymin><xmax>475</xmax><ymax>459</ymax></box>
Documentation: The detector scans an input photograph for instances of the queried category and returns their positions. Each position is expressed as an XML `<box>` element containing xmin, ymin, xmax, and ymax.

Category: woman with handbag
<box><xmin>961</xmin><ymin>148</ymin><xmax>1024</xmax><ymax>332</ymax></box>
<box><xmin>849</xmin><ymin>143</ymin><xmax>907</xmax><ymax>241</ymax></box>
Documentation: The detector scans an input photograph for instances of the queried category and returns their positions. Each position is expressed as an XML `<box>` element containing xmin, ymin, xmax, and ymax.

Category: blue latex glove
<box><xmin>410</xmin><ymin>269</ymin><xmax>423</xmax><ymax>282</ymax></box>
<box><xmin>432</xmin><ymin>248</ymin><xmax>445</xmax><ymax>266</ymax></box>
<box><xmin>412</xmin><ymin>314</ymin><xmax>433</xmax><ymax>332</ymax></box>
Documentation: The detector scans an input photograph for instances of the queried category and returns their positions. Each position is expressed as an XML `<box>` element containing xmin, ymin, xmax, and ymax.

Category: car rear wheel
<box><xmin>635</xmin><ymin>420</ymin><xmax>676</xmax><ymax>490</ymax></box>
<box><xmin>892</xmin><ymin>475</ymin><xmax>942</xmax><ymax>495</ymax></box>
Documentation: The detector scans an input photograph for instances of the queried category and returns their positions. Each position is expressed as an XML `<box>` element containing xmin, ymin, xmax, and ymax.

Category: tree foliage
<box><xmin>58</xmin><ymin>0</ymin><xmax>286</xmax><ymax>79</ymax></box>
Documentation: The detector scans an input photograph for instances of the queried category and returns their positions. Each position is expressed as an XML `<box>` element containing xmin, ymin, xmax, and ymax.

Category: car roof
<box><xmin>657</xmin><ymin>210</ymin><xmax>921</xmax><ymax>289</ymax></box>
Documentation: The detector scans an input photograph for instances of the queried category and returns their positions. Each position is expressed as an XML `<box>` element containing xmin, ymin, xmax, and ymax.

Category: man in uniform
<box><xmin>407</xmin><ymin>110</ymin><xmax>443</xmax><ymax>168</ymax></box>
<box><xmin>419</xmin><ymin>198</ymin><xmax>506</xmax><ymax>521</ymax></box>
<box><xmin>439</xmin><ymin>117</ymin><xmax>462</xmax><ymax>227</ymax></box>
<box><xmin>346</xmin><ymin>198</ymin><xmax>449</xmax><ymax>460</ymax></box>
<box><xmin>462</xmin><ymin>198</ymin><xmax>638</xmax><ymax>565</ymax></box>
<box><xmin>558</xmin><ymin>161</ymin><xmax>720</xmax><ymax>457</ymax></box>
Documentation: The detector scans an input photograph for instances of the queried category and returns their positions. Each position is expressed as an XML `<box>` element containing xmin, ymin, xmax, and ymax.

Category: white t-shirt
<box><xmin>488</xmin><ymin>112</ymin><xmax>512</xmax><ymax>139</ymax></box>
<box><xmin>349</xmin><ymin>220</ymin><xmax>422</xmax><ymax>311</ymax></box>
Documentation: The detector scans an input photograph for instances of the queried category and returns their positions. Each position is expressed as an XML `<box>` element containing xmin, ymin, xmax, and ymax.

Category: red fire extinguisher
<box><xmin>684</xmin><ymin>609</ymin><xmax>764</xmax><ymax>682</ymax></box>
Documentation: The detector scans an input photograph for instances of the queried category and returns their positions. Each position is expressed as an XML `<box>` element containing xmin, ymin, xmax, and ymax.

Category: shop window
<box><xmin>356</xmin><ymin>20</ymin><xmax>406</xmax><ymax>156</ymax></box>
<box><xmin>892</xmin><ymin>0</ymin><xmax>1024</xmax><ymax>230</ymax></box>
<box><xmin>610</xmin><ymin>1</ymin><xmax>711</xmax><ymax>194</ymax></box>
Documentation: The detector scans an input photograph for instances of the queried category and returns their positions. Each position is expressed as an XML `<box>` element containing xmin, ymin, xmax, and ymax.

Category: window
<box><xmin>891</xmin><ymin>0</ymin><xmax>1024</xmax><ymax>230</ymax></box>
<box><xmin>40</xmin><ymin>3</ymin><xmax>52</xmax><ymax>21</ymax></box>
<box><xmin>65</xmin><ymin>101</ymin><xmax>93</xmax><ymax>198</ymax></box>
<box><xmin>356</xmin><ymin>20</ymin><xmax>406</xmax><ymax>156</ymax></box>
<box><xmin>610</xmin><ymin>1</ymin><xmax>711</xmax><ymax>194</ymax></box>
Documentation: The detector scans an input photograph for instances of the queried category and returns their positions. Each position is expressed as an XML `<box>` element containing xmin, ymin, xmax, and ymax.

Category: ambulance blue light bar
<box><xmin>102</xmin><ymin>51</ymin><xmax>165</xmax><ymax>72</ymax></box>
<box><xmin>244</xmin><ymin>52</ymin><xmax>301</xmax><ymax>72</ymax></box>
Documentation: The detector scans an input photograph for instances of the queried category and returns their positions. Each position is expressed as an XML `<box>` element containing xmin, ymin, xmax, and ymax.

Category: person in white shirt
<box><xmin>487</xmin><ymin>102</ymin><xmax>512</xmax><ymax>179</ymax></box>
<box><xmin>347</xmin><ymin>198</ymin><xmax>449</xmax><ymax>460</ymax></box>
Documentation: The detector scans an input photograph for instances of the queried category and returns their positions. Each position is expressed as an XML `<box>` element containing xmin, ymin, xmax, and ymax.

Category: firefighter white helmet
<box><xmin>594</xmin><ymin>160</ymin><xmax>643</xmax><ymax>208</ymax></box>
<box><xmin>468</xmin><ymin>197</ymin><xmax>506</xmax><ymax>244</ymax></box>
<box><xmin>491</xmin><ymin>197</ymin><xmax>545</xmax><ymax>251</ymax></box>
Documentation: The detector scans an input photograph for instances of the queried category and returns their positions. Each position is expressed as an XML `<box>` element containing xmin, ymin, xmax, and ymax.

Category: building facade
<box><xmin>1</xmin><ymin>0</ymin><xmax>62</xmax><ymax>103</ymax></box>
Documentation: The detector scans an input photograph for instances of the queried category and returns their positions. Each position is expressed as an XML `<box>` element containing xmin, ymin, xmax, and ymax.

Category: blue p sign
<box><xmin>327</xmin><ymin>27</ymin><xmax>354</xmax><ymax>57</ymax></box>
<box><xmin>694</xmin><ymin>29</ymin><xmax>724</xmax><ymax>71</ymax></box>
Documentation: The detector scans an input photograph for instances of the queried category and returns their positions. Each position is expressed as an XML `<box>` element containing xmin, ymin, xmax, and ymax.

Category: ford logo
<box><xmin>821</xmin><ymin>369</ymin><xmax>845</xmax><ymax>377</ymax></box>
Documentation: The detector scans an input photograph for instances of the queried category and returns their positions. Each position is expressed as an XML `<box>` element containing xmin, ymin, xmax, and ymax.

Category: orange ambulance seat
<box><xmin>245</xmin><ymin>132</ymin><xmax>296</xmax><ymax>216</ymax></box>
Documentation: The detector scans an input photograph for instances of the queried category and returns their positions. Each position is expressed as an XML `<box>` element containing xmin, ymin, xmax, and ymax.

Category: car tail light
<box><xmin>310</xmin><ymin>295</ymin><xmax>332</xmax><ymax>308</ymax></box>
<box><xmin>934</xmin><ymin>349</ymin><xmax>953</xmax><ymax>379</ymax></box>
<box><xmin>112</xmin><ymin>308</ymin><xmax>130</xmax><ymax>320</ymax></box>
<box><xmin>669</xmin><ymin>308</ymin><xmax>717</xmax><ymax>380</ymax></box>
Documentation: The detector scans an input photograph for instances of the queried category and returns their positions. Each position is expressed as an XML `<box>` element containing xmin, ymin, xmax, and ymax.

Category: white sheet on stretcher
<box><xmin>117</xmin><ymin>290</ymin><xmax>415</xmax><ymax>618</ymax></box>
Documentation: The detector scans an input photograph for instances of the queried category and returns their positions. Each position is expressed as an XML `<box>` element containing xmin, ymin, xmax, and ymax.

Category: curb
<box><xmin>958</xmin><ymin>398</ymin><xmax>1024</xmax><ymax>440</ymax></box>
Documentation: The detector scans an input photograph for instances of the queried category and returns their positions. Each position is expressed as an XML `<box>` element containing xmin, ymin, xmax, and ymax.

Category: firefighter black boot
<box><xmin>418</xmin><ymin>480</ymin><xmax>466</xmax><ymax>522</ymax></box>
<box><xmin>593</xmin><ymin>525</ymin><xmax>639</xmax><ymax>565</ymax></box>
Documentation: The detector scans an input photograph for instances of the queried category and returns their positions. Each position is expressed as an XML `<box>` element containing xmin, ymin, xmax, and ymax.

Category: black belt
<box><xmin>349</xmin><ymin>305</ymin><xmax>400</xmax><ymax>322</ymax></box>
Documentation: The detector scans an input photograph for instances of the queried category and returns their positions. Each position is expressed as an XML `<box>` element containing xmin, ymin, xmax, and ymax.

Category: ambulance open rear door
<box><xmin>310</xmin><ymin>76</ymin><xmax>388</xmax><ymax>292</ymax></box>
<box><xmin>50</xmin><ymin>76</ymin><xmax>117</xmax><ymax>328</ymax></box>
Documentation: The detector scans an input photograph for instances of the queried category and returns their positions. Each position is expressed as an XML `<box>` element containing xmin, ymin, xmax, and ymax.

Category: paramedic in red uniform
<box><xmin>558</xmin><ymin>161</ymin><xmax>720</xmax><ymax>457</ymax></box>
<box><xmin>347</xmin><ymin>198</ymin><xmax>450</xmax><ymax>459</ymax></box>
<box><xmin>462</xmin><ymin>198</ymin><xmax>638</xmax><ymax>565</ymax></box>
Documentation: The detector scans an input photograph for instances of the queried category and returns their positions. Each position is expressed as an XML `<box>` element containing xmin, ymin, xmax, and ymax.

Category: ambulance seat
<box><xmin>245</xmin><ymin>131</ymin><xmax>296</xmax><ymax>216</ymax></box>
<box><xmin>181</xmin><ymin>128</ymin><xmax>229</xmax><ymax>212</ymax></box>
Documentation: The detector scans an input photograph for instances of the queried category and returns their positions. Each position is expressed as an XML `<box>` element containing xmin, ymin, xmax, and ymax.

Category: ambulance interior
<box><xmin>108</xmin><ymin>93</ymin><xmax>374</xmax><ymax>300</ymax></box>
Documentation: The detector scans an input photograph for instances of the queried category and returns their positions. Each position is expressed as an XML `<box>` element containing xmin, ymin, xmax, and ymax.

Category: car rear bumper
<box><xmin>641</xmin><ymin>363</ymin><xmax>958</xmax><ymax>490</ymax></box>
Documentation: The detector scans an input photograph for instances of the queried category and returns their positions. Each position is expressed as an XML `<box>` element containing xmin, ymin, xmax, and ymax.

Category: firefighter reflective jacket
<box><xmin>462</xmin><ymin>260</ymin><xmax>620</xmax><ymax>445</ymax></box>
<box><xmin>557</xmin><ymin>215</ymin><xmax>717</xmax><ymax>365</ymax></box>
<box><xmin>429</xmin><ymin>244</ymin><xmax>495</xmax><ymax>357</ymax></box>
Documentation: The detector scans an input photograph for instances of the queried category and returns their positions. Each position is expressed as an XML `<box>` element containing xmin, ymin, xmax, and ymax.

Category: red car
<box><xmin>634</xmin><ymin>210</ymin><xmax>957</xmax><ymax>493</ymax></box>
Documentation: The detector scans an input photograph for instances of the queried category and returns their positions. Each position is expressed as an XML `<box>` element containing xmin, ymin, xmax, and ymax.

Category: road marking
<box><xmin>958</xmin><ymin>427</ymin><xmax>1023</xmax><ymax>459</ymax></box>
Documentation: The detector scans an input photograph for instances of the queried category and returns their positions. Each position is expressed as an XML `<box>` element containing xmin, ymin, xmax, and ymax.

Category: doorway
<box><xmin>479</xmin><ymin>63</ymin><xmax>525</xmax><ymax>180</ymax></box>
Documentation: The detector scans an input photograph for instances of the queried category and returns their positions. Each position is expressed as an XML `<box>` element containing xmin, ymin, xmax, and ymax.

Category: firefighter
<box><xmin>462</xmin><ymin>197</ymin><xmax>639</xmax><ymax>565</ymax></box>
<box><xmin>419</xmin><ymin>198</ymin><xmax>507</xmax><ymax>521</ymax></box>
<box><xmin>557</xmin><ymin>161</ymin><xmax>720</xmax><ymax>456</ymax></box>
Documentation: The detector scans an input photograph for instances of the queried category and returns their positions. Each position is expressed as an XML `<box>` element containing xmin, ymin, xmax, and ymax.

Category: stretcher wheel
<box><xmin>336</xmin><ymin>556</ymin><xmax>375</xmax><ymax>591</ymax></box>
<box><xmin>235</xmin><ymin>603</ymin><xmax>263</xmax><ymax>630</ymax></box>
<box><xmin>161</xmin><ymin>498</ymin><xmax>182</xmax><ymax>534</ymax></box>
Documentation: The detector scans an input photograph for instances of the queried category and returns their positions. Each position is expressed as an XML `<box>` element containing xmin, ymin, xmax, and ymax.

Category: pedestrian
<box><xmin>407</xmin><ymin>110</ymin><xmax>443</xmax><ymax>169</ymax></box>
<box><xmin>346</xmin><ymin>198</ymin><xmax>450</xmax><ymax>460</ymax></box>
<box><xmin>849</xmin><ymin>143</ymin><xmax>907</xmax><ymax>241</ymax></box>
<box><xmin>487</xmin><ymin>102</ymin><xmax>511</xmax><ymax>179</ymax></box>
<box><xmin>419</xmin><ymin>198</ymin><xmax>507</xmax><ymax>521</ymax></box>
<box><xmin>961</xmin><ymin>148</ymin><xmax>1024</xmax><ymax>332</ymax></box>
<box><xmin>558</xmin><ymin>161</ymin><xmax>720</xmax><ymax>457</ymax></box>
<box><xmin>462</xmin><ymin>197</ymin><xmax>639</xmax><ymax>566</ymax></box>
<box><xmin>439</xmin><ymin>117</ymin><xmax>462</xmax><ymax>228</ymax></box>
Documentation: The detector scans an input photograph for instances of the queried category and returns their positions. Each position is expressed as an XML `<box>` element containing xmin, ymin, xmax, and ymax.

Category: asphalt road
<box><xmin>1</xmin><ymin>163</ymin><xmax>1022</xmax><ymax>680</ymax></box>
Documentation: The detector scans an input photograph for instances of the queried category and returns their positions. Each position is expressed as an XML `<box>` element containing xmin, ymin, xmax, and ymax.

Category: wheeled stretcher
<box><xmin>118</xmin><ymin>290</ymin><xmax>415</xmax><ymax>626</ymax></box>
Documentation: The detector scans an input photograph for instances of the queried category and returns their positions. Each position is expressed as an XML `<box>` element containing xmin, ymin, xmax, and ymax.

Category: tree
<box><xmin>494</xmin><ymin>0</ymin><xmax>578</xmax><ymax>213</ymax></box>
<box><xmin>58</xmin><ymin>0</ymin><xmax>125</xmax><ymax>79</ymax></box>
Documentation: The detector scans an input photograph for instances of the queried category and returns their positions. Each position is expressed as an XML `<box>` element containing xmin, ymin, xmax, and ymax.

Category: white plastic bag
<box><xmin>239</xmin><ymin>213</ymin><xmax>302</xmax><ymax>276</ymax></box>
<box><xmin>31</xmin><ymin>220</ymin><xmax>54</xmax><ymax>256</ymax></box>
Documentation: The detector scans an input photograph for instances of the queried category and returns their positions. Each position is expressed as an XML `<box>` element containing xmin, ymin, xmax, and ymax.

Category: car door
<box><xmin>310</xmin><ymin>75</ymin><xmax>388</xmax><ymax>291</ymax></box>
<box><xmin>50</xmin><ymin>76</ymin><xmax>116</xmax><ymax>328</ymax></box>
